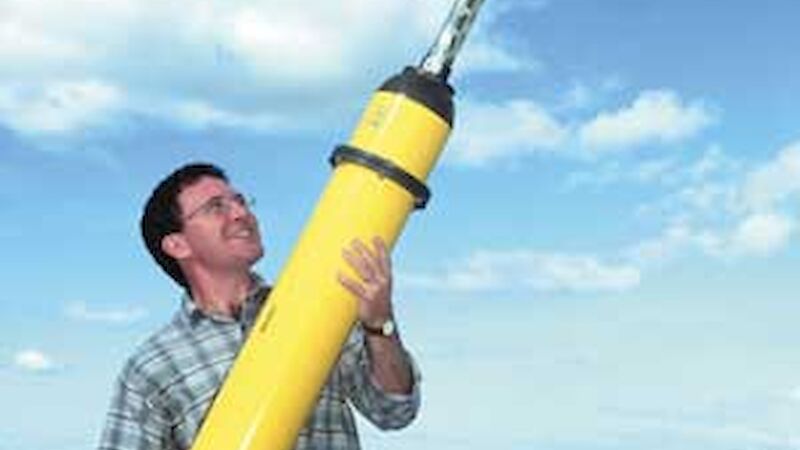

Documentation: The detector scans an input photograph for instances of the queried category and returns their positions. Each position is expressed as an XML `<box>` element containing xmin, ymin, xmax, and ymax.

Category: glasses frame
<box><xmin>182</xmin><ymin>192</ymin><xmax>255</xmax><ymax>222</ymax></box>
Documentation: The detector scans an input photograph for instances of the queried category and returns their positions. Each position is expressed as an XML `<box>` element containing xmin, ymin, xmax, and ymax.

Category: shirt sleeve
<box><xmin>97</xmin><ymin>369</ymin><xmax>174</xmax><ymax>450</ymax></box>
<box><xmin>337</xmin><ymin>325</ymin><xmax>422</xmax><ymax>430</ymax></box>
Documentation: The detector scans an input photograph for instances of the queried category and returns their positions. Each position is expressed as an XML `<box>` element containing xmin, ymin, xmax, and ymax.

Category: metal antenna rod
<box><xmin>419</xmin><ymin>0</ymin><xmax>487</xmax><ymax>80</ymax></box>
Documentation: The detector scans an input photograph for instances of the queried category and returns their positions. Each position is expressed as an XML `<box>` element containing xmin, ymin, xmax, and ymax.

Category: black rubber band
<box><xmin>329</xmin><ymin>145</ymin><xmax>431</xmax><ymax>210</ymax></box>
<box><xmin>379</xmin><ymin>67</ymin><xmax>454</xmax><ymax>126</ymax></box>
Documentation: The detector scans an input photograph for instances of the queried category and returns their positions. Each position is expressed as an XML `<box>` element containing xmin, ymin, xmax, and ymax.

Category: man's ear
<box><xmin>161</xmin><ymin>233</ymin><xmax>191</xmax><ymax>260</ymax></box>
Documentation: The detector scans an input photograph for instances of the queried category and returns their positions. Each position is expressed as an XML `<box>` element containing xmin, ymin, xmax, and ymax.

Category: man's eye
<box><xmin>206</xmin><ymin>198</ymin><xmax>226</xmax><ymax>213</ymax></box>
<box><xmin>233</xmin><ymin>193</ymin><xmax>247</xmax><ymax>206</ymax></box>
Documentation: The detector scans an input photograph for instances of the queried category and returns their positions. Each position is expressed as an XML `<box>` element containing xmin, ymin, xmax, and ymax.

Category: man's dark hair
<box><xmin>140</xmin><ymin>162</ymin><xmax>228</xmax><ymax>288</ymax></box>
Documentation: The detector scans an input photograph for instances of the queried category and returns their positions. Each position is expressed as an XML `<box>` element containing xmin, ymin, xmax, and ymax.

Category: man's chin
<box><xmin>247</xmin><ymin>246</ymin><xmax>265</xmax><ymax>265</ymax></box>
<box><xmin>227</xmin><ymin>239</ymin><xmax>264</xmax><ymax>265</ymax></box>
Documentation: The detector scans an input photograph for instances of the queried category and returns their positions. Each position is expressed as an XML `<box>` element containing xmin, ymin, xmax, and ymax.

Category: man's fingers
<box><xmin>338</xmin><ymin>272</ymin><xmax>367</xmax><ymax>299</ymax></box>
<box><xmin>343</xmin><ymin>245</ymin><xmax>377</xmax><ymax>282</ymax></box>
<box><xmin>372</xmin><ymin>237</ymin><xmax>391</xmax><ymax>275</ymax></box>
<box><xmin>351</xmin><ymin>239</ymin><xmax>385</xmax><ymax>280</ymax></box>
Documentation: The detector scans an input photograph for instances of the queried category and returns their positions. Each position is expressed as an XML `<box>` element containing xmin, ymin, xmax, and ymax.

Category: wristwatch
<box><xmin>362</xmin><ymin>318</ymin><xmax>396</xmax><ymax>337</ymax></box>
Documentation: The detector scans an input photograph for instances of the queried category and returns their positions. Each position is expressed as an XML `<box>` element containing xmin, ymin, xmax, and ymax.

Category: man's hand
<box><xmin>337</xmin><ymin>237</ymin><xmax>393</xmax><ymax>329</ymax></box>
<box><xmin>337</xmin><ymin>236</ymin><xmax>413</xmax><ymax>394</ymax></box>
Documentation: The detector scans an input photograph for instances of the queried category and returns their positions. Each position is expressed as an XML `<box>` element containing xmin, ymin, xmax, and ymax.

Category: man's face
<box><xmin>174</xmin><ymin>176</ymin><xmax>264</xmax><ymax>272</ymax></box>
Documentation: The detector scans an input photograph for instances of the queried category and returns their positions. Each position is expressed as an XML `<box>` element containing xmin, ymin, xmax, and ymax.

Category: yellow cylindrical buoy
<box><xmin>190</xmin><ymin>67</ymin><xmax>454</xmax><ymax>450</ymax></box>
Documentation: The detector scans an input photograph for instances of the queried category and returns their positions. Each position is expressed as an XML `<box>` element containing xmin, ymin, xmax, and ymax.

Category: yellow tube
<box><xmin>190</xmin><ymin>68</ymin><xmax>453</xmax><ymax>450</ymax></box>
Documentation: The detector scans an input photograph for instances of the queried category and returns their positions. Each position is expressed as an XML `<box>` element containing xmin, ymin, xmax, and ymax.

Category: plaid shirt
<box><xmin>97</xmin><ymin>281</ymin><xmax>421</xmax><ymax>450</ymax></box>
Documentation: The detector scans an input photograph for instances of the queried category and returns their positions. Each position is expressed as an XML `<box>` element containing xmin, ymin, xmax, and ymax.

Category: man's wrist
<box><xmin>362</xmin><ymin>318</ymin><xmax>396</xmax><ymax>337</ymax></box>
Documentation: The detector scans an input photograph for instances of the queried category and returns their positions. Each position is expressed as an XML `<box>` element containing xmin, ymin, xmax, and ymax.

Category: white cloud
<box><xmin>557</xmin><ymin>77</ymin><xmax>625</xmax><ymax>113</ymax></box>
<box><xmin>0</xmin><ymin>0</ymin><xmax>520</xmax><ymax>137</ymax></box>
<box><xmin>729</xmin><ymin>212</ymin><xmax>794</xmax><ymax>257</ymax></box>
<box><xmin>629</xmin><ymin>212</ymin><xmax>794</xmax><ymax>265</ymax></box>
<box><xmin>637</xmin><ymin>183</ymin><xmax>738</xmax><ymax>226</ymax></box>
<box><xmin>446</xmin><ymin>99</ymin><xmax>568</xmax><ymax>166</ymax></box>
<box><xmin>13</xmin><ymin>349</ymin><xmax>55</xmax><ymax>372</ymax></box>
<box><xmin>0</xmin><ymin>80</ymin><xmax>122</xmax><ymax>134</ymax></box>
<box><xmin>627</xmin><ymin>223</ymin><xmax>697</xmax><ymax>265</ymax></box>
<box><xmin>0</xmin><ymin>18</ymin><xmax>86</xmax><ymax>65</ymax></box>
<box><xmin>448</xmin><ymin>0</ymin><xmax>540</xmax><ymax>75</ymax></box>
<box><xmin>402</xmin><ymin>250</ymin><xmax>640</xmax><ymax>293</ymax></box>
<box><xmin>740</xmin><ymin>141</ymin><xmax>800</xmax><ymax>211</ymax></box>
<box><xmin>65</xmin><ymin>301</ymin><xmax>146</xmax><ymax>324</ymax></box>
<box><xmin>224</xmin><ymin>6</ymin><xmax>351</xmax><ymax>82</ymax></box>
<box><xmin>571</xmin><ymin>138</ymin><xmax>798</xmax><ymax>269</ymax></box>
<box><xmin>160</xmin><ymin>99</ymin><xmax>286</xmax><ymax>132</ymax></box>
<box><xmin>686</xmin><ymin>145</ymin><xmax>738</xmax><ymax>181</ymax></box>
<box><xmin>566</xmin><ymin>158</ymin><xmax>685</xmax><ymax>192</ymax></box>
<box><xmin>676</xmin><ymin>182</ymin><xmax>738</xmax><ymax>213</ymax></box>
<box><xmin>629</xmin><ymin>147</ymin><xmax>748</xmax><ymax>233</ymax></box>
<box><xmin>628</xmin><ymin>142</ymin><xmax>800</xmax><ymax>265</ymax></box>
<box><xmin>579</xmin><ymin>90</ymin><xmax>715</xmax><ymax>151</ymax></box>
<box><xmin>569</xmin><ymin>146</ymin><xmax>739</xmax><ymax>194</ymax></box>
<box><xmin>447</xmin><ymin>89</ymin><xmax>716</xmax><ymax>171</ymax></box>
<box><xmin>455</xmin><ymin>40</ymin><xmax>537</xmax><ymax>74</ymax></box>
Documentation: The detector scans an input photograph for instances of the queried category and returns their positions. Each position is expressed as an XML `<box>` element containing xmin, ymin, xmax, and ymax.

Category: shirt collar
<box><xmin>180</xmin><ymin>273</ymin><xmax>271</xmax><ymax>327</ymax></box>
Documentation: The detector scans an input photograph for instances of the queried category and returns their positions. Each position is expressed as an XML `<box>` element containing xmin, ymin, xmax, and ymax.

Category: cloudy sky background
<box><xmin>1</xmin><ymin>0</ymin><xmax>799</xmax><ymax>449</ymax></box>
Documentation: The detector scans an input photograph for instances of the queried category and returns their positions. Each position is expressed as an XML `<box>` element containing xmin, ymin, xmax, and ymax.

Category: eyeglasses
<box><xmin>182</xmin><ymin>192</ymin><xmax>256</xmax><ymax>221</ymax></box>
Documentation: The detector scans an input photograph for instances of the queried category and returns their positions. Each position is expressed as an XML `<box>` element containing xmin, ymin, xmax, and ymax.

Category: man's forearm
<box><xmin>366</xmin><ymin>334</ymin><xmax>413</xmax><ymax>394</ymax></box>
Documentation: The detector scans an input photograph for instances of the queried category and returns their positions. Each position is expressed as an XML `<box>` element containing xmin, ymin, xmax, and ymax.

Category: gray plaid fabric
<box><xmin>97</xmin><ymin>281</ymin><xmax>420</xmax><ymax>450</ymax></box>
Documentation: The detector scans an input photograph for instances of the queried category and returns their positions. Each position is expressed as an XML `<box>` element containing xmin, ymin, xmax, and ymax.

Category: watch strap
<box><xmin>362</xmin><ymin>319</ymin><xmax>395</xmax><ymax>337</ymax></box>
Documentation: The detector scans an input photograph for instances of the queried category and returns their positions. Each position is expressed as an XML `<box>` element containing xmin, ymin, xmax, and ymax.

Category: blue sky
<box><xmin>1</xmin><ymin>0</ymin><xmax>799</xmax><ymax>448</ymax></box>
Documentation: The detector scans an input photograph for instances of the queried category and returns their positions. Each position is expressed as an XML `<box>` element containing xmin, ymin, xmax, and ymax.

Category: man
<box><xmin>98</xmin><ymin>162</ymin><xmax>420</xmax><ymax>450</ymax></box>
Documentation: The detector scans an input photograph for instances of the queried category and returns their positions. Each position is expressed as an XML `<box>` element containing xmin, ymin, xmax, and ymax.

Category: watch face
<box><xmin>381</xmin><ymin>319</ymin><xmax>396</xmax><ymax>336</ymax></box>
